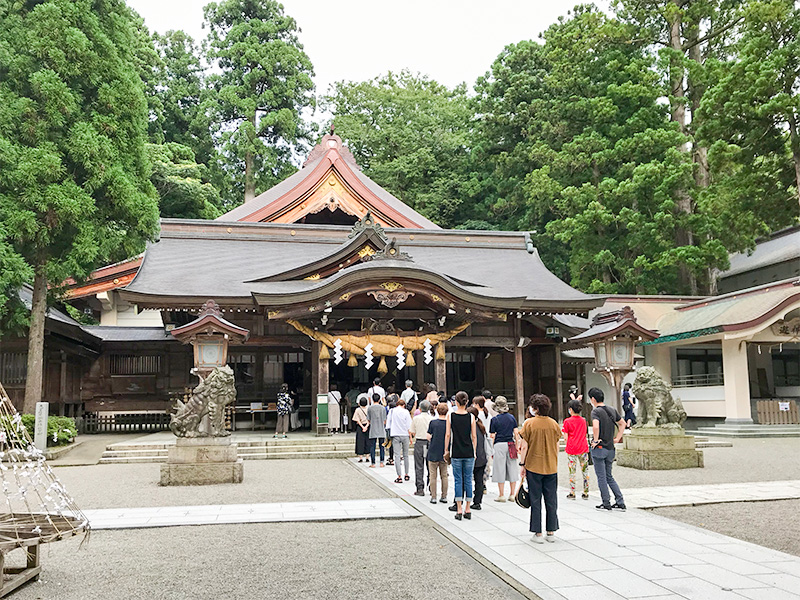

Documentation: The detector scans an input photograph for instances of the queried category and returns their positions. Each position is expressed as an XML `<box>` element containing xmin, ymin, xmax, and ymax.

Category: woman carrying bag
<box><xmin>518</xmin><ymin>394</ymin><xmax>561</xmax><ymax>544</ymax></box>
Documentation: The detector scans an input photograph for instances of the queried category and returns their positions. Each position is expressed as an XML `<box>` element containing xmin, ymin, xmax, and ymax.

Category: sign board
<box><xmin>250</xmin><ymin>402</ymin><xmax>263</xmax><ymax>411</ymax></box>
<box><xmin>779</xmin><ymin>401</ymin><xmax>791</xmax><ymax>412</ymax></box>
<box><xmin>316</xmin><ymin>393</ymin><xmax>329</xmax><ymax>426</ymax></box>
<box><xmin>34</xmin><ymin>402</ymin><xmax>49</xmax><ymax>452</ymax></box>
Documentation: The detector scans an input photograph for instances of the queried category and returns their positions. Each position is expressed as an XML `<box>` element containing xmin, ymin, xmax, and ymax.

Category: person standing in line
<box><xmin>367</xmin><ymin>393</ymin><xmax>387</xmax><ymax>468</ymax></box>
<box><xmin>275</xmin><ymin>383</ymin><xmax>292</xmax><ymax>438</ymax></box>
<box><xmin>384</xmin><ymin>394</ymin><xmax>397</xmax><ymax>466</ymax></box>
<box><xmin>444</xmin><ymin>391</ymin><xmax>477</xmax><ymax>520</ymax></box>
<box><xmin>401</xmin><ymin>379</ymin><xmax>418</xmax><ymax>414</ymax></box>
<box><xmin>474</xmin><ymin>396</ymin><xmax>493</xmax><ymax>481</ymax></box>
<box><xmin>622</xmin><ymin>382</ymin><xmax>637</xmax><ymax>429</ymax></box>
<box><xmin>367</xmin><ymin>377</ymin><xmax>386</xmax><ymax>404</ymax></box>
<box><xmin>489</xmin><ymin>396</ymin><xmax>519</xmax><ymax>502</ymax></box>
<box><xmin>425</xmin><ymin>383</ymin><xmax>439</xmax><ymax>405</ymax></box>
<box><xmin>588</xmin><ymin>388</ymin><xmax>627</xmax><ymax>511</ymax></box>
<box><xmin>519</xmin><ymin>393</ymin><xmax>561</xmax><ymax>543</ymax></box>
<box><xmin>410</xmin><ymin>400</ymin><xmax>432</xmax><ymax>496</ymax></box>
<box><xmin>353</xmin><ymin>397</ymin><xmax>370</xmax><ymax>462</ymax></box>
<box><xmin>562</xmin><ymin>398</ymin><xmax>590</xmax><ymax>500</ymax></box>
<box><xmin>390</xmin><ymin>397</ymin><xmax>413</xmax><ymax>483</ymax></box>
<box><xmin>327</xmin><ymin>383</ymin><xmax>342</xmax><ymax>434</ymax></box>
<box><xmin>482</xmin><ymin>389</ymin><xmax>498</xmax><ymax>417</ymax></box>
<box><xmin>427</xmin><ymin>402</ymin><xmax>450</xmax><ymax>504</ymax></box>
<box><xmin>466</xmin><ymin>405</ymin><xmax>488</xmax><ymax>510</ymax></box>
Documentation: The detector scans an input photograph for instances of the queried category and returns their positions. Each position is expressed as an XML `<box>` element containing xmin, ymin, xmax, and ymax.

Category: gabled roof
<box><xmin>217</xmin><ymin>134</ymin><xmax>439</xmax><ymax>229</ymax></box>
<box><xmin>121</xmin><ymin>218</ymin><xmax>600</xmax><ymax>315</ymax></box>
<box><xmin>63</xmin><ymin>255</ymin><xmax>143</xmax><ymax>299</ymax></box>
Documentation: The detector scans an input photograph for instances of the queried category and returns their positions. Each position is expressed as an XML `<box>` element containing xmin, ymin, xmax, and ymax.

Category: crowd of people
<box><xmin>345</xmin><ymin>379</ymin><xmax>632</xmax><ymax>542</ymax></box>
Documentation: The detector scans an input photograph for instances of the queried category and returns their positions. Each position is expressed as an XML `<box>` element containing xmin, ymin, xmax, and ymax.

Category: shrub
<box><xmin>20</xmin><ymin>414</ymin><xmax>77</xmax><ymax>446</ymax></box>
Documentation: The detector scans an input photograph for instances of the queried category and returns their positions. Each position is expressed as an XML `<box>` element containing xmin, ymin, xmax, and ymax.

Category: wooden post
<box><xmin>514</xmin><ymin>316</ymin><xmax>525</xmax><ymax>423</ymax></box>
<box><xmin>314</xmin><ymin>341</ymin><xmax>330</xmax><ymax>435</ymax></box>
<box><xmin>415</xmin><ymin>350</ymin><xmax>425</xmax><ymax>393</ymax></box>
<box><xmin>555</xmin><ymin>343</ymin><xmax>563</xmax><ymax>422</ymax></box>
<box><xmin>435</xmin><ymin>342</ymin><xmax>446</xmax><ymax>398</ymax></box>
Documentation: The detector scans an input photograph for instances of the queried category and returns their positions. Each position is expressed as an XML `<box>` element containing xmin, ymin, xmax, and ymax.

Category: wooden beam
<box><xmin>330</xmin><ymin>309</ymin><xmax>437</xmax><ymax>320</ymax></box>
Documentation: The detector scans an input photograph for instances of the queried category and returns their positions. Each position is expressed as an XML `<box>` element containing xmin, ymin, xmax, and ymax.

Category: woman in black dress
<box><xmin>445</xmin><ymin>391</ymin><xmax>477</xmax><ymax>520</ymax></box>
<box><xmin>353</xmin><ymin>397</ymin><xmax>370</xmax><ymax>462</ymax></box>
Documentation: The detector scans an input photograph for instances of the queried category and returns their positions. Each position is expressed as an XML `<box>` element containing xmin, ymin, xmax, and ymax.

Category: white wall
<box><xmin>98</xmin><ymin>291</ymin><xmax>162</xmax><ymax>327</ymax></box>
<box><xmin>672</xmin><ymin>385</ymin><xmax>726</xmax><ymax>418</ymax></box>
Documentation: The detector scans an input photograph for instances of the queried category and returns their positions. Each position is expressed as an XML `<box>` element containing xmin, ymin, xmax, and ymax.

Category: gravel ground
<box><xmin>9</xmin><ymin>519</ymin><xmax>526</xmax><ymax>600</ymax></box>
<box><xmin>555</xmin><ymin>437</ymin><xmax>800</xmax><ymax>489</ymax></box>
<box><xmin>54</xmin><ymin>460</ymin><xmax>390</xmax><ymax>509</ymax></box>
<box><xmin>650</xmin><ymin>499</ymin><xmax>800</xmax><ymax>557</ymax></box>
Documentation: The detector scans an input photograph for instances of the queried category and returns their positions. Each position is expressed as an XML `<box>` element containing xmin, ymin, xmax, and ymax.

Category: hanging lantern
<box><xmin>319</xmin><ymin>345</ymin><xmax>330</xmax><ymax>361</ymax></box>
<box><xmin>377</xmin><ymin>356</ymin><xmax>388</xmax><ymax>375</ymax></box>
<box><xmin>405</xmin><ymin>350</ymin><xmax>416</xmax><ymax>367</ymax></box>
<box><xmin>347</xmin><ymin>353</ymin><xmax>358</xmax><ymax>368</ymax></box>
<box><xmin>435</xmin><ymin>343</ymin><xmax>446</xmax><ymax>362</ymax></box>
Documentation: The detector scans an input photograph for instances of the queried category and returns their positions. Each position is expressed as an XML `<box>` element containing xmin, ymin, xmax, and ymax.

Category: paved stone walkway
<box><xmin>356</xmin><ymin>459</ymin><xmax>800</xmax><ymax>600</ymax></box>
<box><xmin>83</xmin><ymin>498</ymin><xmax>416</xmax><ymax>529</ymax></box>
<box><xmin>622</xmin><ymin>480</ymin><xmax>800</xmax><ymax>509</ymax></box>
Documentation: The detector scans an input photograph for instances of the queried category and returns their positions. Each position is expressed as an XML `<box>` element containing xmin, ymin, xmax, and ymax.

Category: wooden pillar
<box><xmin>555</xmin><ymin>343</ymin><xmax>563</xmax><ymax>422</ymax></box>
<box><xmin>312</xmin><ymin>341</ymin><xmax>330</xmax><ymax>434</ymax></box>
<box><xmin>514</xmin><ymin>316</ymin><xmax>525</xmax><ymax>423</ymax></box>
<box><xmin>435</xmin><ymin>342</ymin><xmax>446</xmax><ymax>398</ymax></box>
<box><xmin>415</xmin><ymin>350</ymin><xmax>425</xmax><ymax>392</ymax></box>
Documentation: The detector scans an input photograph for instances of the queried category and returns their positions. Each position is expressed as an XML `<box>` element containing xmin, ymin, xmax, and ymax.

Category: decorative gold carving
<box><xmin>431</xmin><ymin>294</ymin><xmax>441</xmax><ymax>303</ymax></box>
<box><xmin>267</xmin><ymin>310</ymin><xmax>280</xmax><ymax>319</ymax></box>
<box><xmin>358</xmin><ymin>245</ymin><xmax>376</xmax><ymax>258</ymax></box>
<box><xmin>498</xmin><ymin>313</ymin><xmax>508</xmax><ymax>322</ymax></box>
<box><xmin>368</xmin><ymin>290</ymin><xmax>415</xmax><ymax>309</ymax></box>
<box><xmin>465</xmin><ymin>308</ymin><xmax>471</xmax><ymax>314</ymax></box>
<box><xmin>449</xmin><ymin>302</ymin><xmax>455</xmax><ymax>309</ymax></box>
<box><xmin>308</xmin><ymin>306</ymin><xmax>317</xmax><ymax>312</ymax></box>
<box><xmin>339</xmin><ymin>293</ymin><xmax>352</xmax><ymax>302</ymax></box>
<box><xmin>303</xmin><ymin>273</ymin><xmax>321</xmax><ymax>281</ymax></box>
<box><xmin>380</xmin><ymin>282</ymin><xmax>403</xmax><ymax>293</ymax></box>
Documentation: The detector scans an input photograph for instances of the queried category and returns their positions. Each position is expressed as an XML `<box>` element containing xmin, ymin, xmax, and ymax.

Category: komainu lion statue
<box><xmin>169</xmin><ymin>365</ymin><xmax>236</xmax><ymax>437</ymax></box>
<box><xmin>633</xmin><ymin>366</ymin><xmax>687</xmax><ymax>428</ymax></box>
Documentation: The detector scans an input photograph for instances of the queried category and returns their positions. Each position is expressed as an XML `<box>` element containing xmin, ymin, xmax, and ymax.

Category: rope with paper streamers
<box><xmin>286</xmin><ymin>320</ymin><xmax>469</xmax><ymax>357</ymax></box>
<box><xmin>0</xmin><ymin>380</ymin><xmax>89</xmax><ymax>555</ymax></box>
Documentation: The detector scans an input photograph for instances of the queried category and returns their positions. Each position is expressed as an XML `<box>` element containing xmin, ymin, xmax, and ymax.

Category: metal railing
<box><xmin>672</xmin><ymin>372</ymin><xmax>724</xmax><ymax>388</ymax></box>
<box><xmin>81</xmin><ymin>412</ymin><xmax>171</xmax><ymax>434</ymax></box>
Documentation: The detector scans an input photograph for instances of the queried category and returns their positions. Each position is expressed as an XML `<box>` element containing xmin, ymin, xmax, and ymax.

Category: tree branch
<box><xmin>682</xmin><ymin>16</ymin><xmax>744</xmax><ymax>51</ymax></box>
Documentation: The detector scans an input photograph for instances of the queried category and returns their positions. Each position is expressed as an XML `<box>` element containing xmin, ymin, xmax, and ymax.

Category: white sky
<box><xmin>127</xmin><ymin>0</ymin><xmax>594</xmax><ymax>101</ymax></box>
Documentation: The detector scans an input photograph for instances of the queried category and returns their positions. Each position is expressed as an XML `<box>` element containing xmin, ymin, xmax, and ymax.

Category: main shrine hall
<box><xmin>6</xmin><ymin>134</ymin><xmax>602</xmax><ymax>428</ymax></box>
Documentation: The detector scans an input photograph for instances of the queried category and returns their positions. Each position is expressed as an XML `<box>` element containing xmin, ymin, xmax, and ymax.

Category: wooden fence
<box><xmin>81</xmin><ymin>412</ymin><xmax>171</xmax><ymax>434</ymax></box>
<box><xmin>756</xmin><ymin>400</ymin><xmax>800</xmax><ymax>425</ymax></box>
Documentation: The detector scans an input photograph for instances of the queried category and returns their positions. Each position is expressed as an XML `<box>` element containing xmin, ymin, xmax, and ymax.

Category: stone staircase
<box><xmin>100</xmin><ymin>437</ymin><xmax>356</xmax><ymax>464</ymax></box>
<box><xmin>687</xmin><ymin>424</ymin><xmax>800</xmax><ymax>438</ymax></box>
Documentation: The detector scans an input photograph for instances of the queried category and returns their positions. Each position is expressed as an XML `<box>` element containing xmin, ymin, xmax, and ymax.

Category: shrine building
<box><xmin>28</xmin><ymin>133</ymin><xmax>600</xmax><ymax>429</ymax></box>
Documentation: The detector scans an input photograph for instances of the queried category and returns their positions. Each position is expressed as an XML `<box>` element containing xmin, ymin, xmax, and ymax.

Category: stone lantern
<box><xmin>570</xmin><ymin>306</ymin><xmax>656</xmax><ymax>411</ymax></box>
<box><xmin>171</xmin><ymin>299</ymin><xmax>249</xmax><ymax>375</ymax></box>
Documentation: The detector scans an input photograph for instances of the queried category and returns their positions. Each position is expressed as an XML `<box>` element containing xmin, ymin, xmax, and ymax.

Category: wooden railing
<box><xmin>81</xmin><ymin>412</ymin><xmax>171</xmax><ymax>434</ymax></box>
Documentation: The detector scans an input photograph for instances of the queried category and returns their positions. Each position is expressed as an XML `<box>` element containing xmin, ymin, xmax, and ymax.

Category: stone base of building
<box><xmin>616</xmin><ymin>427</ymin><xmax>704</xmax><ymax>470</ymax></box>
<box><xmin>159</xmin><ymin>437</ymin><xmax>244</xmax><ymax>486</ymax></box>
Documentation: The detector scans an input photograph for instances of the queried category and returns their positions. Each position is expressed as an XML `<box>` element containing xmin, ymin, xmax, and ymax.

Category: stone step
<box><xmin>99</xmin><ymin>448</ymin><xmax>356</xmax><ymax>464</ymax></box>
<box><xmin>99</xmin><ymin>455</ymin><xmax>167</xmax><ymax>464</ymax></box>
<box><xmin>102</xmin><ymin>449</ymin><xmax>168</xmax><ymax>458</ymax></box>
<box><xmin>105</xmin><ymin>437</ymin><xmax>356</xmax><ymax>452</ymax></box>
<box><xmin>688</xmin><ymin>429</ymin><xmax>800</xmax><ymax>438</ymax></box>
<box><xmin>697</xmin><ymin>424</ymin><xmax>800</xmax><ymax>432</ymax></box>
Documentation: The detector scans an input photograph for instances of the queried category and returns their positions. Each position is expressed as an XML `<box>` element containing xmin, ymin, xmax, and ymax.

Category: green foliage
<box><xmin>698</xmin><ymin>0</ymin><xmax>800</xmax><ymax>237</ymax></box>
<box><xmin>323</xmin><ymin>71</ymin><xmax>475</xmax><ymax>228</ymax></box>
<box><xmin>0</xmin><ymin>0</ymin><xmax>160</xmax><ymax>286</ymax></box>
<box><xmin>203</xmin><ymin>0</ymin><xmax>315</xmax><ymax>205</ymax></box>
<box><xmin>20</xmin><ymin>414</ymin><xmax>77</xmax><ymax>446</ymax></box>
<box><xmin>64</xmin><ymin>303</ymin><xmax>99</xmax><ymax>325</ymax></box>
<box><xmin>471</xmin><ymin>6</ymin><xmax>702</xmax><ymax>293</ymax></box>
<box><xmin>148</xmin><ymin>143</ymin><xmax>223</xmax><ymax>219</ymax></box>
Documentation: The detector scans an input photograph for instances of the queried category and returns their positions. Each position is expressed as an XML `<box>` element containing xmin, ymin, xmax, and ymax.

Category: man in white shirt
<box><xmin>400</xmin><ymin>379</ymin><xmax>417</xmax><ymax>412</ymax></box>
<box><xmin>367</xmin><ymin>378</ymin><xmax>386</xmax><ymax>404</ymax></box>
<box><xmin>409</xmin><ymin>400</ymin><xmax>432</xmax><ymax>496</ymax></box>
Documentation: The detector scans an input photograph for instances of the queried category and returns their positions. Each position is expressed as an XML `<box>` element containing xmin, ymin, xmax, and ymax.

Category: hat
<box><xmin>494</xmin><ymin>396</ymin><xmax>509</xmax><ymax>413</ymax></box>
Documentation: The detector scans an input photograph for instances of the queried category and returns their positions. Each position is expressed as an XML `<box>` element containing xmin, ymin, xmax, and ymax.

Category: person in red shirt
<box><xmin>561</xmin><ymin>398</ymin><xmax>590</xmax><ymax>499</ymax></box>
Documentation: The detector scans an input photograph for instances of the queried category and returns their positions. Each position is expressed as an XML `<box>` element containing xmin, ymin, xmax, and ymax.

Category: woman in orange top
<box><xmin>518</xmin><ymin>394</ymin><xmax>561</xmax><ymax>544</ymax></box>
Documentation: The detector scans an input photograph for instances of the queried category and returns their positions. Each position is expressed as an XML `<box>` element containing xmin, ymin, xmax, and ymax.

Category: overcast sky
<box><xmin>127</xmin><ymin>0</ymin><xmax>596</xmax><ymax>101</ymax></box>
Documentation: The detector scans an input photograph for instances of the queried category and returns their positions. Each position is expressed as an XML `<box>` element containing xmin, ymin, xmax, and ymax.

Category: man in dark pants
<box><xmin>588</xmin><ymin>388</ymin><xmax>627</xmax><ymax>511</ymax></box>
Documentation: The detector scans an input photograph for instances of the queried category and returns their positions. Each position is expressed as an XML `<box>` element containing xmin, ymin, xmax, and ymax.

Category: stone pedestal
<box><xmin>616</xmin><ymin>427</ymin><xmax>703</xmax><ymax>470</ymax></box>
<box><xmin>159</xmin><ymin>437</ymin><xmax>243</xmax><ymax>486</ymax></box>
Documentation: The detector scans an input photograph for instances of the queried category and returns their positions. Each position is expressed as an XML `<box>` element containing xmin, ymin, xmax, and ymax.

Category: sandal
<box><xmin>394</xmin><ymin>477</ymin><xmax>403</xmax><ymax>484</ymax></box>
<box><xmin>404</xmin><ymin>475</ymin><xmax>410</xmax><ymax>481</ymax></box>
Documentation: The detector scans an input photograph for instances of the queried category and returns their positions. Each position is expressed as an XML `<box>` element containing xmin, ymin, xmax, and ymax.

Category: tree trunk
<box><xmin>23</xmin><ymin>261</ymin><xmax>47</xmax><ymax>414</ymax></box>
<box><xmin>244</xmin><ymin>113</ymin><xmax>256</xmax><ymax>202</ymax></box>
<box><xmin>788</xmin><ymin>111</ymin><xmax>800</xmax><ymax>213</ymax></box>
<box><xmin>667</xmin><ymin>2</ymin><xmax>697</xmax><ymax>295</ymax></box>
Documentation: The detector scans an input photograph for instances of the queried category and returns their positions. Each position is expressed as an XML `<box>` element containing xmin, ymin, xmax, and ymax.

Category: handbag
<box><xmin>508</xmin><ymin>442</ymin><xmax>518</xmax><ymax>460</ymax></box>
<box><xmin>515</xmin><ymin>480</ymin><xmax>530</xmax><ymax>509</ymax></box>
